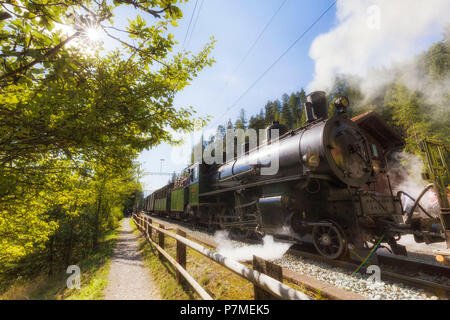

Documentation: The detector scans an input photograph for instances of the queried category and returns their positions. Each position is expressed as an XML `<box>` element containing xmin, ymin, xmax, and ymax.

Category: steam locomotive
<box><xmin>143</xmin><ymin>91</ymin><xmax>446</xmax><ymax>259</ymax></box>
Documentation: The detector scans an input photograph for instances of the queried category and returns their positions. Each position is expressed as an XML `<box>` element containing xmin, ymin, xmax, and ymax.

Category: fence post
<box><xmin>145</xmin><ymin>216</ymin><xmax>149</xmax><ymax>238</ymax></box>
<box><xmin>253</xmin><ymin>256</ymin><xmax>283</xmax><ymax>300</ymax></box>
<box><xmin>158</xmin><ymin>224</ymin><xmax>165</xmax><ymax>260</ymax></box>
<box><xmin>148</xmin><ymin>218</ymin><xmax>152</xmax><ymax>240</ymax></box>
<box><xmin>176</xmin><ymin>229</ymin><xmax>187</xmax><ymax>284</ymax></box>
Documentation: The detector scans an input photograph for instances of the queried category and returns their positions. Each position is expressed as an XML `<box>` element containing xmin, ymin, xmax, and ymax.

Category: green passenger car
<box><xmin>154</xmin><ymin>184</ymin><xmax>171</xmax><ymax>212</ymax></box>
<box><xmin>187</xmin><ymin>163</ymin><xmax>201</xmax><ymax>206</ymax></box>
<box><xmin>171</xmin><ymin>187</ymin><xmax>188</xmax><ymax>212</ymax></box>
<box><xmin>147</xmin><ymin>193</ymin><xmax>155</xmax><ymax>211</ymax></box>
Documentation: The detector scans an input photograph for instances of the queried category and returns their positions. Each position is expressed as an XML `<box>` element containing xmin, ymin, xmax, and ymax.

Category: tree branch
<box><xmin>0</xmin><ymin>31</ymin><xmax>80</xmax><ymax>82</ymax></box>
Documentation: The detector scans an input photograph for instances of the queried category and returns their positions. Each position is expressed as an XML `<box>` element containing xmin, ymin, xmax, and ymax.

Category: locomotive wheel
<box><xmin>312</xmin><ymin>221</ymin><xmax>347</xmax><ymax>259</ymax></box>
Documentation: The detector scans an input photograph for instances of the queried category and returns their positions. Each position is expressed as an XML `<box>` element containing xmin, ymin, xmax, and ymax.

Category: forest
<box><xmin>0</xmin><ymin>0</ymin><xmax>214</xmax><ymax>292</ymax></box>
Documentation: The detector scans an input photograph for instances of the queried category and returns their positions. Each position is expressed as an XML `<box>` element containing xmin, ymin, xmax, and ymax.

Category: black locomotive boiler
<box><xmin>144</xmin><ymin>91</ymin><xmax>446</xmax><ymax>259</ymax></box>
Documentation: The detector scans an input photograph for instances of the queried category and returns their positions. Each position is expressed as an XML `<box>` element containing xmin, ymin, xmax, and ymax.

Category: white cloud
<box><xmin>307</xmin><ymin>0</ymin><xmax>450</xmax><ymax>92</ymax></box>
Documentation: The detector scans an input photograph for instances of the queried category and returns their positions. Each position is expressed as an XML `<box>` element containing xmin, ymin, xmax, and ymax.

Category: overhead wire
<box><xmin>208</xmin><ymin>0</ymin><xmax>289</xmax><ymax>110</ymax></box>
<box><xmin>209</xmin><ymin>0</ymin><xmax>337</xmax><ymax>129</ymax></box>
<box><xmin>232</xmin><ymin>0</ymin><xmax>289</xmax><ymax>76</ymax></box>
<box><xmin>185</xmin><ymin>0</ymin><xmax>205</xmax><ymax>50</ymax></box>
<box><xmin>182</xmin><ymin>0</ymin><xmax>199</xmax><ymax>50</ymax></box>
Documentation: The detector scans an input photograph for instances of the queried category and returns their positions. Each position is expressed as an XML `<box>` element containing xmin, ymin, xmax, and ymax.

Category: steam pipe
<box><xmin>397</xmin><ymin>190</ymin><xmax>433</xmax><ymax>219</ymax></box>
<box><xmin>404</xmin><ymin>184</ymin><xmax>435</xmax><ymax>224</ymax></box>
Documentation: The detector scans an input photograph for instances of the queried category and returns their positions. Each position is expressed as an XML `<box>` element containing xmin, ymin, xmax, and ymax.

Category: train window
<box><xmin>193</xmin><ymin>165</ymin><xmax>199</xmax><ymax>182</ymax></box>
<box><xmin>187</xmin><ymin>164</ymin><xmax>199</xmax><ymax>183</ymax></box>
<box><xmin>371</xmin><ymin>144</ymin><xmax>379</xmax><ymax>158</ymax></box>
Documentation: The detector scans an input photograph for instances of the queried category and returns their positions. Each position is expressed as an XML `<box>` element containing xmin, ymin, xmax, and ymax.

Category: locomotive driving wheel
<box><xmin>312</xmin><ymin>221</ymin><xmax>348</xmax><ymax>259</ymax></box>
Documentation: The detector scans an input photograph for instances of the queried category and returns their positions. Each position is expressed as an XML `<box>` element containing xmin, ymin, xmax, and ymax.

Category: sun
<box><xmin>86</xmin><ymin>27</ymin><xmax>101</xmax><ymax>42</ymax></box>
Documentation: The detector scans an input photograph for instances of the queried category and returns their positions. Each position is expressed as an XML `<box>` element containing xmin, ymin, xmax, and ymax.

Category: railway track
<box><xmin>140</xmin><ymin>212</ymin><xmax>450</xmax><ymax>299</ymax></box>
<box><xmin>286</xmin><ymin>247</ymin><xmax>450</xmax><ymax>298</ymax></box>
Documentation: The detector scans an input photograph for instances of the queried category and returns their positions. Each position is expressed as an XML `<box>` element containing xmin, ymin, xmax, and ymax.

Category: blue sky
<box><xmin>123</xmin><ymin>0</ymin><xmax>446</xmax><ymax>195</ymax></box>
<box><xmin>135</xmin><ymin>0</ymin><xmax>339</xmax><ymax>195</ymax></box>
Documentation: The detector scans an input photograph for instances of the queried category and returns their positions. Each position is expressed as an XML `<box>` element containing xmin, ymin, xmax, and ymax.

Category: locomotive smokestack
<box><xmin>305</xmin><ymin>91</ymin><xmax>328</xmax><ymax>123</ymax></box>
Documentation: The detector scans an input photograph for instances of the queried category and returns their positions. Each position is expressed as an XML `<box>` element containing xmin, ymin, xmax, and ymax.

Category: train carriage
<box><xmin>153</xmin><ymin>184</ymin><xmax>172</xmax><ymax>214</ymax></box>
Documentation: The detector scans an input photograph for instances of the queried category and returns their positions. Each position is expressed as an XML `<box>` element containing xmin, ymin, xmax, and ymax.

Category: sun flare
<box><xmin>86</xmin><ymin>27</ymin><xmax>101</xmax><ymax>42</ymax></box>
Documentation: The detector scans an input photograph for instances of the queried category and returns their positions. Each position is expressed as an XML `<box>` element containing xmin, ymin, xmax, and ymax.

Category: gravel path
<box><xmin>104</xmin><ymin>218</ymin><xmax>161</xmax><ymax>300</ymax></box>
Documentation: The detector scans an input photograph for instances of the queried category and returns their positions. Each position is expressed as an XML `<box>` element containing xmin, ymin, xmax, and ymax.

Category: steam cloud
<box><xmin>214</xmin><ymin>230</ymin><xmax>292</xmax><ymax>262</ymax></box>
<box><xmin>307</xmin><ymin>0</ymin><xmax>450</xmax><ymax>112</ymax></box>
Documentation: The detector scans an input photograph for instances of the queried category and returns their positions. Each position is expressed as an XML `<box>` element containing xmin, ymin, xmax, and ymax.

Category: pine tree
<box><xmin>294</xmin><ymin>89</ymin><xmax>304</xmax><ymax>127</ymax></box>
<box><xmin>384</xmin><ymin>82</ymin><xmax>431</xmax><ymax>154</ymax></box>
<box><xmin>264</xmin><ymin>101</ymin><xmax>274</xmax><ymax>125</ymax></box>
<box><xmin>235</xmin><ymin>109</ymin><xmax>247</xmax><ymax>129</ymax></box>
<box><xmin>272</xmin><ymin>100</ymin><xmax>281</xmax><ymax>122</ymax></box>
<box><xmin>299</xmin><ymin>108</ymin><xmax>307</xmax><ymax>127</ymax></box>
<box><xmin>248</xmin><ymin>109</ymin><xmax>266</xmax><ymax>145</ymax></box>
<box><xmin>288</xmin><ymin>92</ymin><xmax>301</xmax><ymax>128</ymax></box>
<box><xmin>226</xmin><ymin>119</ymin><xmax>234</xmax><ymax>130</ymax></box>
<box><xmin>280</xmin><ymin>93</ymin><xmax>294</xmax><ymax>128</ymax></box>
<box><xmin>248</xmin><ymin>109</ymin><xmax>266</xmax><ymax>131</ymax></box>
<box><xmin>217</xmin><ymin>125</ymin><xmax>226</xmax><ymax>139</ymax></box>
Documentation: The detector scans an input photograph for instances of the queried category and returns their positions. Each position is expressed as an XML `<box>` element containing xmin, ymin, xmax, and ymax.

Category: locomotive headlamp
<box><xmin>334</xmin><ymin>96</ymin><xmax>349</xmax><ymax>115</ymax></box>
<box><xmin>306</xmin><ymin>152</ymin><xmax>320</xmax><ymax>168</ymax></box>
<box><xmin>372</xmin><ymin>160</ymin><xmax>381</xmax><ymax>174</ymax></box>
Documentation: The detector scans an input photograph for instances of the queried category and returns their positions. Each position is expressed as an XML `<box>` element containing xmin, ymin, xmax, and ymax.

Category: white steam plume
<box><xmin>214</xmin><ymin>230</ymin><xmax>292</xmax><ymax>262</ymax></box>
<box><xmin>307</xmin><ymin>0</ymin><xmax>450</xmax><ymax>102</ymax></box>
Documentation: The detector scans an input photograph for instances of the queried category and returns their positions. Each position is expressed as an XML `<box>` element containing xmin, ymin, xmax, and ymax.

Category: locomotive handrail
<box><xmin>201</xmin><ymin>173</ymin><xmax>305</xmax><ymax>197</ymax></box>
<box><xmin>132</xmin><ymin>213</ymin><xmax>310</xmax><ymax>300</ymax></box>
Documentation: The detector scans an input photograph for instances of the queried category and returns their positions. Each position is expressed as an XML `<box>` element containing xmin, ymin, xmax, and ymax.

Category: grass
<box><xmin>0</xmin><ymin>228</ymin><xmax>120</xmax><ymax>300</ymax></box>
<box><xmin>131</xmin><ymin>219</ymin><xmax>317</xmax><ymax>300</ymax></box>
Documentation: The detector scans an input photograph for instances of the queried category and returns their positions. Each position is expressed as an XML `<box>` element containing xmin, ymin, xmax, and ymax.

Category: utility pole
<box><xmin>160</xmin><ymin>159</ymin><xmax>165</xmax><ymax>173</ymax></box>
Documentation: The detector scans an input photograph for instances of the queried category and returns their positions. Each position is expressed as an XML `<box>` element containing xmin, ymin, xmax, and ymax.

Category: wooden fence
<box><xmin>132</xmin><ymin>213</ymin><xmax>310</xmax><ymax>300</ymax></box>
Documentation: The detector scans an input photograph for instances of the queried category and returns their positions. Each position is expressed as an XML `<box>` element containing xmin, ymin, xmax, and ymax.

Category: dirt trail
<box><xmin>104</xmin><ymin>218</ymin><xmax>161</xmax><ymax>300</ymax></box>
